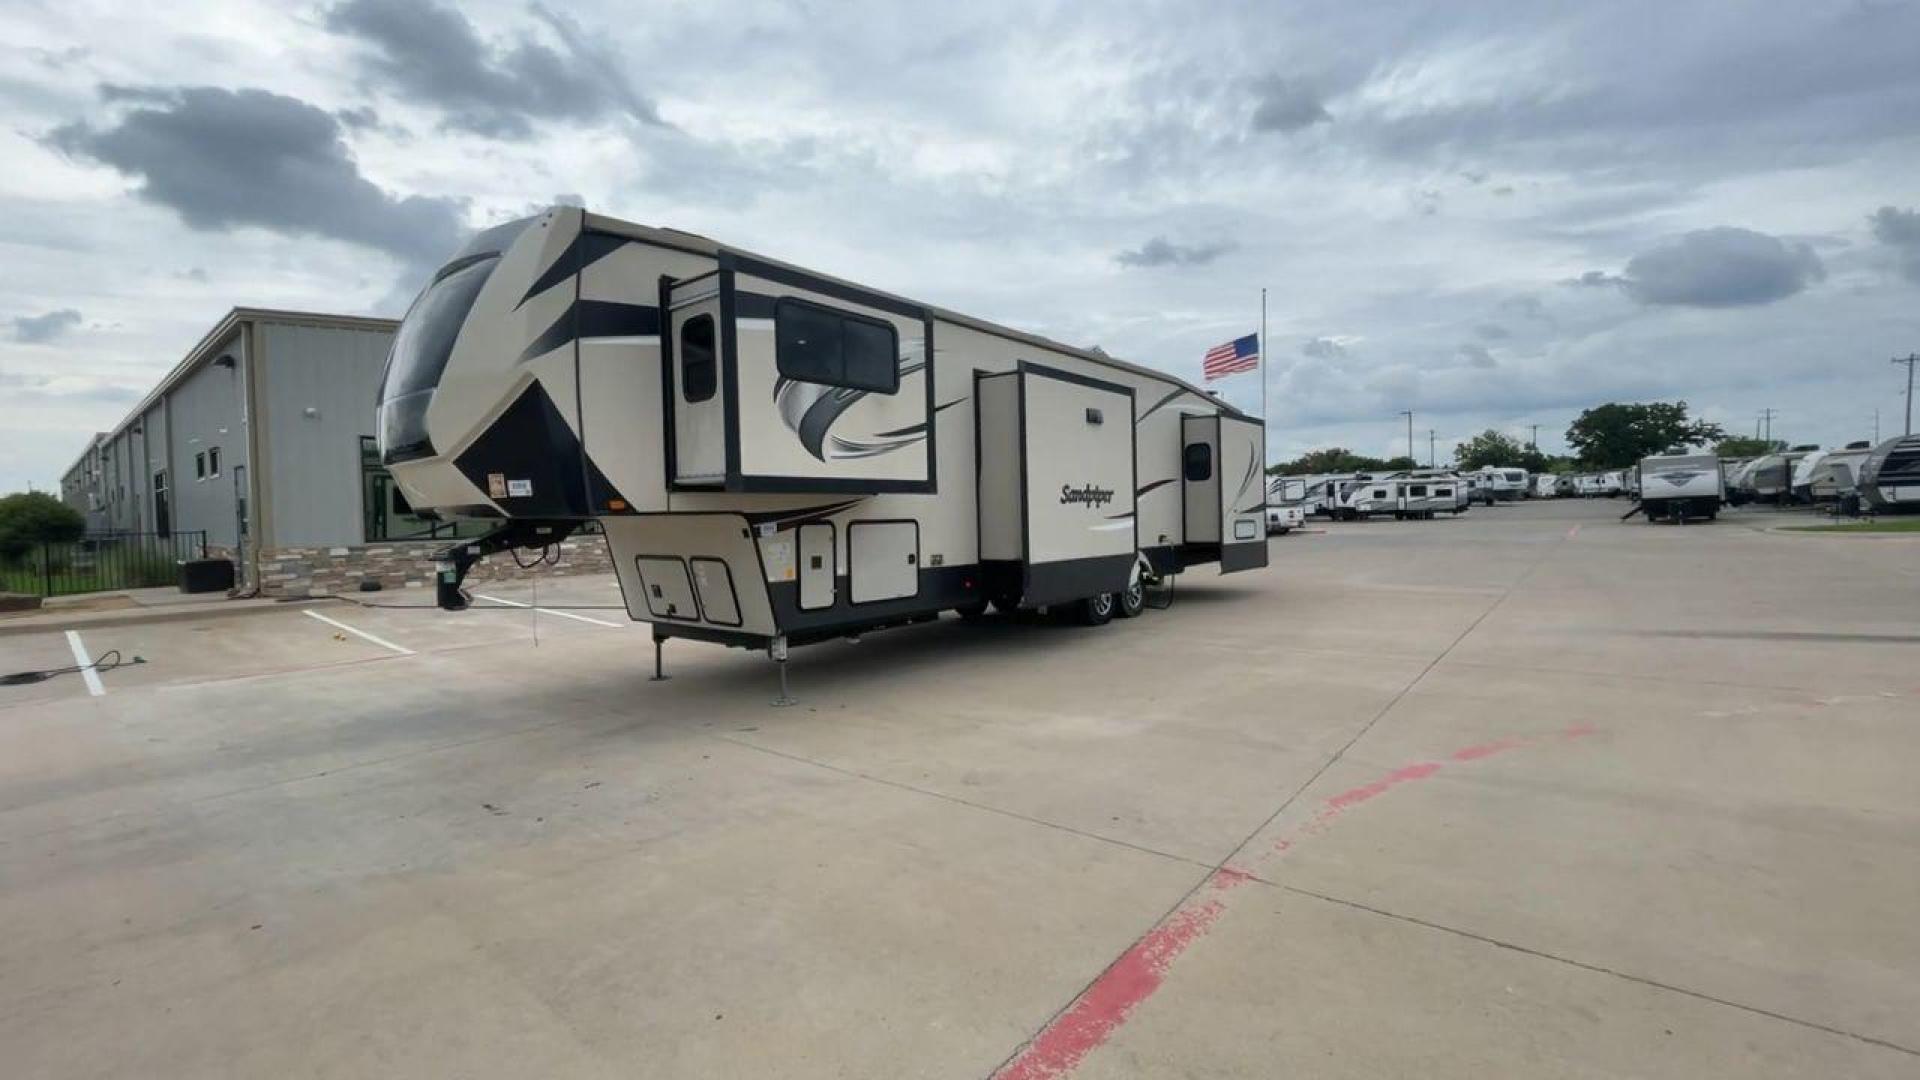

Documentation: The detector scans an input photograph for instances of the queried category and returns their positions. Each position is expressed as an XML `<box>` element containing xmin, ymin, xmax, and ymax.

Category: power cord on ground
<box><xmin>1</xmin><ymin>649</ymin><xmax>145</xmax><ymax>687</ymax></box>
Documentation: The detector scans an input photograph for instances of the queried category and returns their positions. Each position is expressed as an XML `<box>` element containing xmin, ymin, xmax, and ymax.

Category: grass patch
<box><xmin>1783</xmin><ymin>518</ymin><xmax>1920</xmax><ymax>534</ymax></box>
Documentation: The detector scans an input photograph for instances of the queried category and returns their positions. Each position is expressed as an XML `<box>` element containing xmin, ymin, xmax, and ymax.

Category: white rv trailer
<box><xmin>1335</xmin><ymin>476</ymin><xmax>1456</xmax><ymax>519</ymax></box>
<box><xmin>1637</xmin><ymin>453</ymin><xmax>1723</xmax><ymax>522</ymax></box>
<box><xmin>1265</xmin><ymin>476</ymin><xmax>1307</xmax><ymax>534</ymax></box>
<box><xmin>374</xmin><ymin>207</ymin><xmax>1269</xmax><ymax>664</ymax></box>
<box><xmin>1531</xmin><ymin>474</ymin><xmax>1558</xmax><ymax>498</ymax></box>
<box><xmin>1806</xmin><ymin>445</ymin><xmax>1871</xmax><ymax>502</ymax></box>
<box><xmin>1471</xmin><ymin>466</ymin><xmax>1529</xmax><ymax>501</ymax></box>
<box><xmin>1788</xmin><ymin>450</ymin><xmax>1826</xmax><ymax>502</ymax></box>
<box><xmin>1739</xmin><ymin>452</ymin><xmax>1805</xmax><ymax>504</ymax></box>
<box><xmin>1291</xmin><ymin>473</ymin><xmax>1356</xmax><ymax>517</ymax></box>
<box><xmin>1858</xmin><ymin>435</ymin><xmax>1920</xmax><ymax>512</ymax></box>
<box><xmin>1409</xmin><ymin>468</ymin><xmax>1471</xmax><ymax>512</ymax></box>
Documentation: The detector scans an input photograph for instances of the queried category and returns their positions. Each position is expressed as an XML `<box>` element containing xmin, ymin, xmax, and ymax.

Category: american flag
<box><xmin>1202</xmin><ymin>333</ymin><xmax>1260</xmax><ymax>381</ymax></box>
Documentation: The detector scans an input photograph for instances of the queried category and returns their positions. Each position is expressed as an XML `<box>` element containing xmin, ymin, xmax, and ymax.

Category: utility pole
<box><xmin>1894</xmin><ymin>354</ymin><xmax>1918</xmax><ymax>436</ymax></box>
<box><xmin>1758</xmin><ymin>408</ymin><xmax>1777</xmax><ymax>445</ymax></box>
<box><xmin>1528</xmin><ymin>424</ymin><xmax>1540</xmax><ymax>449</ymax></box>
<box><xmin>1873</xmin><ymin>409</ymin><xmax>1880</xmax><ymax>444</ymax></box>
<box><xmin>1428</xmin><ymin>429</ymin><xmax>1437</xmax><ymax>468</ymax></box>
<box><xmin>1400</xmin><ymin>410</ymin><xmax>1414</xmax><ymax>466</ymax></box>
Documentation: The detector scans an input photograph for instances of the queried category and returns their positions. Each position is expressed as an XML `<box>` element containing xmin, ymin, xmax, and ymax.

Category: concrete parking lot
<box><xmin>2</xmin><ymin>499</ymin><xmax>1916</xmax><ymax>1078</ymax></box>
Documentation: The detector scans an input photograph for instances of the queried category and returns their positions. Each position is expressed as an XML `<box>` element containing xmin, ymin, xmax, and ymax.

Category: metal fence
<box><xmin>0</xmin><ymin>531</ymin><xmax>210</xmax><ymax>597</ymax></box>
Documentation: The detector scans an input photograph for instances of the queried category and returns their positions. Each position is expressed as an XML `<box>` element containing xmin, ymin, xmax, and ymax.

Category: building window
<box><xmin>680</xmin><ymin>313</ymin><xmax>716</xmax><ymax>403</ymax></box>
<box><xmin>194</xmin><ymin>451</ymin><xmax>206</xmax><ymax>480</ymax></box>
<box><xmin>207</xmin><ymin>447</ymin><xmax>221</xmax><ymax>478</ymax></box>
<box><xmin>774</xmin><ymin>296</ymin><xmax>899</xmax><ymax>394</ymax></box>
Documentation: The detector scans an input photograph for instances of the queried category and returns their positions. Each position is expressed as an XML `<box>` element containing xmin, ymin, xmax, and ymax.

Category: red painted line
<box><xmin>1567</xmin><ymin>524</ymin><xmax>1582</xmax><ymax>538</ymax></box>
<box><xmin>995</xmin><ymin>872</ymin><xmax>1242</xmax><ymax>1080</ymax></box>
<box><xmin>994</xmin><ymin>725</ymin><xmax>1598</xmax><ymax>1080</ymax></box>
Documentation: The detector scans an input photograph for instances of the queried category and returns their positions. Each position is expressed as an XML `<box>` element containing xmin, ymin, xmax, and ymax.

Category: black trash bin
<box><xmin>178</xmin><ymin>558</ymin><xmax>235</xmax><ymax>593</ymax></box>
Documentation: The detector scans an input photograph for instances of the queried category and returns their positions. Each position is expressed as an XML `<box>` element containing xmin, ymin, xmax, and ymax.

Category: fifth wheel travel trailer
<box><xmin>1637</xmin><ymin>453</ymin><xmax>1723</xmax><ymax>522</ymax></box>
<box><xmin>375</xmin><ymin>207</ymin><xmax>1269</xmax><ymax>680</ymax></box>
<box><xmin>1858</xmin><ymin>435</ymin><xmax>1920</xmax><ymax>512</ymax></box>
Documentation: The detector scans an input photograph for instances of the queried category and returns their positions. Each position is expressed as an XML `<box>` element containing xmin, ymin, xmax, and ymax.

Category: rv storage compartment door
<box><xmin>1215</xmin><ymin>415</ymin><xmax>1268</xmax><ymax>573</ymax></box>
<box><xmin>849</xmin><ymin>521</ymin><xmax>918</xmax><ymax>603</ymax></box>
<box><xmin>797</xmin><ymin>522</ymin><xmax>835</xmax><ymax>610</ymax></box>
<box><xmin>633</xmin><ymin>556</ymin><xmax>699</xmax><ymax>621</ymax></box>
<box><xmin>727</xmin><ymin>261</ymin><xmax>934</xmax><ymax>494</ymax></box>
<box><xmin>1016</xmin><ymin>363</ymin><xmax>1136</xmax><ymax>608</ymax></box>
<box><xmin>666</xmin><ymin>274</ymin><xmax>729</xmax><ymax>485</ymax></box>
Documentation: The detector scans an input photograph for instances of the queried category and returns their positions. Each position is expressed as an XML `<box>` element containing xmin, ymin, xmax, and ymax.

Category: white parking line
<box><xmin>303</xmin><ymin>608</ymin><xmax>415</xmax><ymax>655</ymax></box>
<box><xmin>474</xmin><ymin>594</ymin><xmax>625</xmax><ymax>628</ymax></box>
<box><xmin>64</xmin><ymin>630</ymin><xmax>106</xmax><ymax>697</ymax></box>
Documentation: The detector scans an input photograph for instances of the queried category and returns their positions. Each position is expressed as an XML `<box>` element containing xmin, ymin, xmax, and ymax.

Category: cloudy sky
<box><xmin>4</xmin><ymin>0</ymin><xmax>1918</xmax><ymax>491</ymax></box>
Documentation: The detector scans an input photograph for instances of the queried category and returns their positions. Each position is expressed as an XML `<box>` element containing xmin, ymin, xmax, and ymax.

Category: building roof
<box><xmin>83</xmin><ymin>307</ymin><xmax>399</xmax><ymax>455</ymax></box>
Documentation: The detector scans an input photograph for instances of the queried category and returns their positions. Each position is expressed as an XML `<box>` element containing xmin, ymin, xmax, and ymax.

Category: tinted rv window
<box><xmin>775</xmin><ymin>297</ymin><xmax>899</xmax><ymax>394</ymax></box>
<box><xmin>1183</xmin><ymin>443</ymin><xmax>1212</xmax><ymax>481</ymax></box>
<box><xmin>384</xmin><ymin>256</ymin><xmax>497</xmax><ymax>399</ymax></box>
<box><xmin>680</xmin><ymin>314</ymin><xmax>716</xmax><ymax>402</ymax></box>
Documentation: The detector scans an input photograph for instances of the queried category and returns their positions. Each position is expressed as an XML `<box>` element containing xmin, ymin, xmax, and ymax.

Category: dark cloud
<box><xmin>1870</xmin><ymin>206</ymin><xmax>1920</xmax><ymax>282</ymax></box>
<box><xmin>1615</xmin><ymin>227</ymin><xmax>1825</xmax><ymax>307</ymax></box>
<box><xmin>11</xmin><ymin>308</ymin><xmax>82</xmax><ymax>343</ymax></box>
<box><xmin>1250</xmin><ymin>76</ymin><xmax>1330</xmax><ymax>133</ymax></box>
<box><xmin>1115</xmin><ymin>235</ymin><xmax>1234</xmax><ymax>268</ymax></box>
<box><xmin>49</xmin><ymin>86</ymin><xmax>466</xmax><ymax>274</ymax></box>
<box><xmin>1458</xmin><ymin>342</ymin><xmax>1497</xmax><ymax>368</ymax></box>
<box><xmin>335</xmin><ymin>105</ymin><xmax>381</xmax><ymax>130</ymax></box>
<box><xmin>324</xmin><ymin>0</ymin><xmax>663</xmax><ymax>139</ymax></box>
<box><xmin>1564</xmin><ymin>269</ymin><xmax>1625</xmax><ymax>290</ymax></box>
<box><xmin>1300</xmin><ymin>336</ymin><xmax>1347</xmax><ymax>359</ymax></box>
<box><xmin>1474</xmin><ymin>323</ymin><xmax>1510</xmax><ymax>340</ymax></box>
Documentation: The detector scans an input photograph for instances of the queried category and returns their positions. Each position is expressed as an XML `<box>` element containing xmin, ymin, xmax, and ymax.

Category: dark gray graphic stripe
<box><xmin>515</xmin><ymin>232</ymin><xmax>628</xmax><ymax>311</ymax></box>
<box><xmin>518</xmin><ymin>300</ymin><xmax>660</xmax><ymax>364</ymax></box>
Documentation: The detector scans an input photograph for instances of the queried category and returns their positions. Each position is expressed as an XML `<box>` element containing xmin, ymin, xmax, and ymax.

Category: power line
<box><xmin>1757</xmin><ymin>408</ymin><xmax>1778</xmax><ymax>445</ymax></box>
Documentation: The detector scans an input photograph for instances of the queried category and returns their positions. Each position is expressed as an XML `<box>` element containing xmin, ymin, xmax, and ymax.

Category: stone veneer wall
<box><xmin>255</xmin><ymin>534</ymin><xmax>613</xmax><ymax>598</ymax></box>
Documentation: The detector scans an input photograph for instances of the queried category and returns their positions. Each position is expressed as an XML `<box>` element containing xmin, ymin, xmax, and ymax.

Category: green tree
<box><xmin>1564</xmin><ymin>402</ymin><xmax>1725</xmax><ymax>469</ymax></box>
<box><xmin>0</xmin><ymin>491</ymin><xmax>86</xmax><ymax>559</ymax></box>
<box><xmin>1270</xmin><ymin>447</ymin><xmax>1390</xmax><ymax>474</ymax></box>
<box><xmin>1713</xmin><ymin>436</ymin><xmax>1785</xmax><ymax>458</ymax></box>
<box><xmin>1452</xmin><ymin>429</ymin><xmax>1550</xmax><ymax>471</ymax></box>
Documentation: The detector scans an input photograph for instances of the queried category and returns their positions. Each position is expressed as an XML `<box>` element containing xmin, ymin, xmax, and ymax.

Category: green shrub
<box><xmin>0</xmin><ymin>491</ymin><xmax>86</xmax><ymax>559</ymax></box>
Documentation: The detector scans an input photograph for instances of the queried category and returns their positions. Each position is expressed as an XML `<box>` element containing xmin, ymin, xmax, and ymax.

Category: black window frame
<box><xmin>207</xmin><ymin>446</ymin><xmax>221</xmax><ymax>478</ymax></box>
<box><xmin>680</xmin><ymin>312</ymin><xmax>717</xmax><ymax>403</ymax></box>
<box><xmin>194</xmin><ymin>451</ymin><xmax>206</xmax><ymax>480</ymax></box>
<box><xmin>774</xmin><ymin>296</ymin><xmax>900</xmax><ymax>395</ymax></box>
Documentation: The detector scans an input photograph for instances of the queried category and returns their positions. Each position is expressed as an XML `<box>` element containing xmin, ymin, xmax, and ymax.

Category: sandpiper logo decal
<box><xmin>1061</xmin><ymin>484</ymin><xmax>1116</xmax><ymax>508</ymax></box>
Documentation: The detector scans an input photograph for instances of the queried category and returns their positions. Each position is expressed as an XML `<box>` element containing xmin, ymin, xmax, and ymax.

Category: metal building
<box><xmin>55</xmin><ymin>309</ymin><xmax>439</xmax><ymax>591</ymax></box>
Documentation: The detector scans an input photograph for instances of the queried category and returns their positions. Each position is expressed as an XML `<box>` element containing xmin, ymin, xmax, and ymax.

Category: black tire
<box><xmin>1116</xmin><ymin>575</ymin><xmax>1146</xmax><ymax>618</ymax></box>
<box><xmin>1077</xmin><ymin>592</ymin><xmax>1115</xmax><ymax>626</ymax></box>
<box><xmin>954</xmin><ymin>599</ymin><xmax>990</xmax><ymax>622</ymax></box>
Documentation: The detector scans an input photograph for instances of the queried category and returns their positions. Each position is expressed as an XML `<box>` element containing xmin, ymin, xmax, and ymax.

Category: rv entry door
<box><xmin>666</xmin><ymin>274</ymin><xmax>729</xmax><ymax>485</ymax></box>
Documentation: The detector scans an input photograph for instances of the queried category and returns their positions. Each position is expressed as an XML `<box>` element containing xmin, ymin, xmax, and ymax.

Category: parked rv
<box><xmin>1858</xmin><ymin>434</ymin><xmax>1920</xmax><ymax>512</ymax></box>
<box><xmin>1805</xmin><ymin>444</ymin><xmax>1872</xmax><ymax>503</ymax></box>
<box><xmin>1266</xmin><ymin>476</ymin><xmax>1307</xmax><ymax>534</ymax></box>
<box><xmin>1470</xmin><ymin>466</ymin><xmax>1529</xmax><ymax>501</ymax></box>
<box><xmin>1531</xmin><ymin>474</ymin><xmax>1559</xmax><ymax>498</ymax></box>
<box><xmin>376</xmin><ymin>207</ymin><xmax>1269</xmax><ymax>670</ymax></box>
<box><xmin>1638</xmin><ymin>453</ymin><xmax>1723</xmax><ymax>522</ymax></box>
<box><xmin>1334</xmin><ymin>476</ymin><xmax>1457</xmax><ymax>520</ymax></box>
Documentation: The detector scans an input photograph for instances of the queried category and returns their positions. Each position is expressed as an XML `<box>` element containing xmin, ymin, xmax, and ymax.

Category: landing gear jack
<box><xmin>770</xmin><ymin>635</ymin><xmax>797</xmax><ymax>707</ymax></box>
<box><xmin>650</xmin><ymin>632</ymin><xmax>669</xmax><ymax>682</ymax></box>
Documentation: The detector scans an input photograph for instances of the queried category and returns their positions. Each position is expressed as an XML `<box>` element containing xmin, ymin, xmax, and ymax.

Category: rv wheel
<box><xmin>1116</xmin><ymin>577</ymin><xmax>1146</xmax><ymax>618</ymax></box>
<box><xmin>954</xmin><ymin>599</ymin><xmax>990</xmax><ymax>622</ymax></box>
<box><xmin>1077</xmin><ymin>592</ymin><xmax>1115</xmax><ymax>626</ymax></box>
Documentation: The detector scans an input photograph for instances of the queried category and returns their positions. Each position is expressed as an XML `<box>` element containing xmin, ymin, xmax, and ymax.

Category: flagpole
<box><xmin>1259</xmin><ymin>287</ymin><xmax>1268</xmax><ymax>424</ymax></box>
